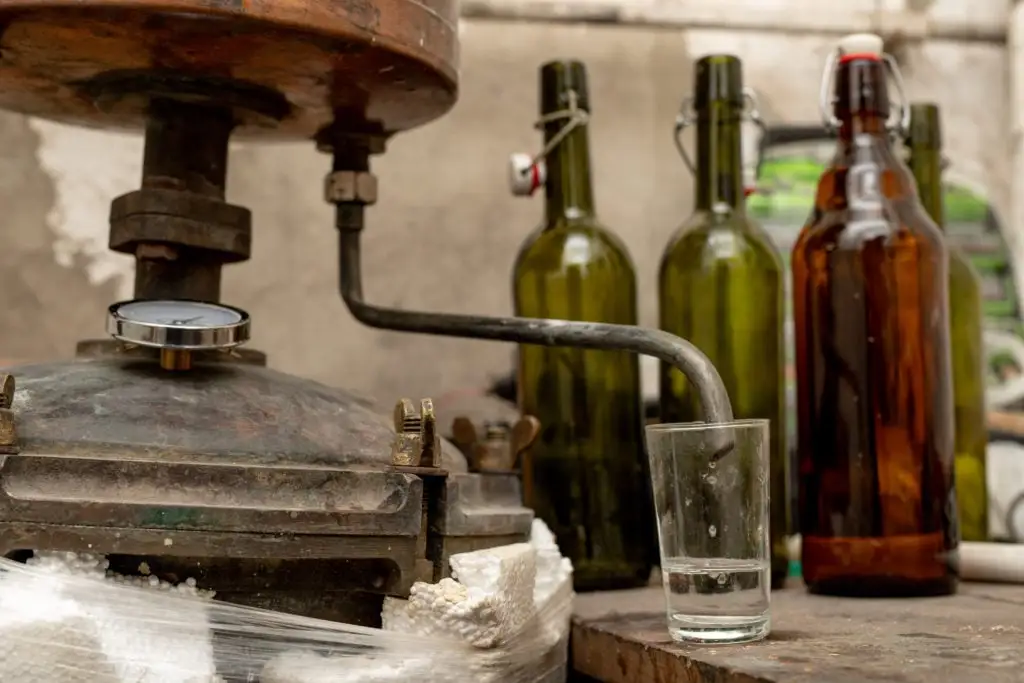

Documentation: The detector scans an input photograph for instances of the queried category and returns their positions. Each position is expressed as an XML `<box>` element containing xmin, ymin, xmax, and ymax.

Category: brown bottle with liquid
<box><xmin>791</xmin><ymin>34</ymin><xmax>959</xmax><ymax>597</ymax></box>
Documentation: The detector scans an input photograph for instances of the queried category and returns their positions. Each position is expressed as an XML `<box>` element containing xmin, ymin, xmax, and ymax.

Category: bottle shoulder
<box><xmin>515</xmin><ymin>218</ymin><xmax>635</xmax><ymax>274</ymax></box>
<box><xmin>795</xmin><ymin>165</ymin><xmax>946</xmax><ymax>256</ymax></box>
<box><xmin>661</xmin><ymin>210</ymin><xmax>784</xmax><ymax>273</ymax></box>
<box><xmin>949</xmin><ymin>248</ymin><xmax>982</xmax><ymax>292</ymax></box>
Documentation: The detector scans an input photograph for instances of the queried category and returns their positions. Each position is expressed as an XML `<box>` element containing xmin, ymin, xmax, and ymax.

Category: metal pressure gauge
<box><xmin>106</xmin><ymin>299</ymin><xmax>251</xmax><ymax>371</ymax></box>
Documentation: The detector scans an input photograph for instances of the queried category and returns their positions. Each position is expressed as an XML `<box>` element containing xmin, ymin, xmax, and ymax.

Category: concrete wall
<box><xmin>0</xmin><ymin>13</ymin><xmax>1011</xmax><ymax>404</ymax></box>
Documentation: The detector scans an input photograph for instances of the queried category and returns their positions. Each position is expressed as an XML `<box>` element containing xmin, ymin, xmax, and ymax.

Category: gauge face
<box><xmin>116</xmin><ymin>300</ymin><xmax>244</xmax><ymax>327</ymax></box>
<box><xmin>107</xmin><ymin>299</ymin><xmax>251</xmax><ymax>351</ymax></box>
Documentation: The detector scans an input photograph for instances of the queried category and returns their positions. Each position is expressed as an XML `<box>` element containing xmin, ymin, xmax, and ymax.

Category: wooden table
<box><xmin>571</xmin><ymin>581</ymin><xmax>1024</xmax><ymax>683</ymax></box>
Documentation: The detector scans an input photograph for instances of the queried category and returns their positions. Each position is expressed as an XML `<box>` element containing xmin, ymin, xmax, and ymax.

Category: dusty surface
<box><xmin>572</xmin><ymin>581</ymin><xmax>1024</xmax><ymax>683</ymax></box>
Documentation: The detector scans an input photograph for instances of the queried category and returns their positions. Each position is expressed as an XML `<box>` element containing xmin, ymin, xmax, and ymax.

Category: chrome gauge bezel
<box><xmin>106</xmin><ymin>299</ymin><xmax>251</xmax><ymax>351</ymax></box>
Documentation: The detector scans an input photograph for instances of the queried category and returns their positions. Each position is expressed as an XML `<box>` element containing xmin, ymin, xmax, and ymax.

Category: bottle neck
<box><xmin>544</xmin><ymin>122</ymin><xmax>596</xmax><ymax>224</ymax></box>
<box><xmin>834</xmin><ymin>58</ymin><xmax>893</xmax><ymax>151</ymax></box>
<box><xmin>694</xmin><ymin>105</ymin><xmax>744</xmax><ymax>212</ymax></box>
<box><xmin>907</xmin><ymin>145</ymin><xmax>944</xmax><ymax>228</ymax></box>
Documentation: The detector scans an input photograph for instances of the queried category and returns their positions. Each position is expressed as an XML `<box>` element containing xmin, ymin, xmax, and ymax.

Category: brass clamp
<box><xmin>450</xmin><ymin>415</ymin><xmax>540</xmax><ymax>474</ymax></box>
<box><xmin>673</xmin><ymin>88</ymin><xmax>766</xmax><ymax>174</ymax></box>
<box><xmin>0</xmin><ymin>374</ymin><xmax>18</xmax><ymax>454</ymax></box>
<box><xmin>391</xmin><ymin>398</ymin><xmax>442</xmax><ymax>469</ymax></box>
<box><xmin>508</xmin><ymin>89</ymin><xmax>590</xmax><ymax>197</ymax></box>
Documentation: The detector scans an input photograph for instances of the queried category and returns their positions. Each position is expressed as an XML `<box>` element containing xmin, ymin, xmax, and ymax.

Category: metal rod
<box><xmin>332</xmin><ymin>199</ymin><xmax>736</xmax><ymax>439</ymax></box>
<box><xmin>142</xmin><ymin>99</ymin><xmax>233</xmax><ymax>198</ymax></box>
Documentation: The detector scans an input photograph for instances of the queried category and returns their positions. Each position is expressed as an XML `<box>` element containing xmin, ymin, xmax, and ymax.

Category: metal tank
<box><xmin>0</xmin><ymin>0</ymin><xmax>735</xmax><ymax>628</ymax></box>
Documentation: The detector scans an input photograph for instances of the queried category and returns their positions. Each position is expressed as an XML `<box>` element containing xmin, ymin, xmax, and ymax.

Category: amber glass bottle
<box><xmin>904</xmin><ymin>103</ymin><xmax>988</xmax><ymax>541</ymax></box>
<box><xmin>659</xmin><ymin>55</ymin><xmax>788</xmax><ymax>589</ymax></box>
<box><xmin>792</xmin><ymin>36</ymin><xmax>958</xmax><ymax>597</ymax></box>
<box><xmin>513</xmin><ymin>60</ymin><xmax>654</xmax><ymax>591</ymax></box>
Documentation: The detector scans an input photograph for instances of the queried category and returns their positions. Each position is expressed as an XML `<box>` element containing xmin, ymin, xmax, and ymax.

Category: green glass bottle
<box><xmin>658</xmin><ymin>55</ymin><xmax>788</xmax><ymax>588</ymax></box>
<box><xmin>513</xmin><ymin>60</ymin><xmax>655</xmax><ymax>592</ymax></box>
<box><xmin>904</xmin><ymin>103</ymin><xmax>988</xmax><ymax>541</ymax></box>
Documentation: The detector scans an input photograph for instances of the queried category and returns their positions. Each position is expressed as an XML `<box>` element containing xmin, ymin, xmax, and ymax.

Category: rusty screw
<box><xmin>391</xmin><ymin>398</ymin><xmax>441</xmax><ymax>468</ymax></box>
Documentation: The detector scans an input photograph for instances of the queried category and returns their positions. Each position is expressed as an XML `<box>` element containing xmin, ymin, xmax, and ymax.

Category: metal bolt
<box><xmin>391</xmin><ymin>397</ymin><xmax>441</xmax><ymax>468</ymax></box>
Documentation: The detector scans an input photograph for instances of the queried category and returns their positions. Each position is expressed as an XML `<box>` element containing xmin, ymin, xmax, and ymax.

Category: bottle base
<box><xmin>802</xmin><ymin>533</ymin><xmax>958</xmax><ymax>597</ymax></box>
<box><xmin>805</xmin><ymin>575</ymin><xmax>957</xmax><ymax>598</ymax></box>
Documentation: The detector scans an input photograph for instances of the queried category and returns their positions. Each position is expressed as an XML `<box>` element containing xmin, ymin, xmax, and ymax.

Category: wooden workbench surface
<box><xmin>571</xmin><ymin>581</ymin><xmax>1024</xmax><ymax>683</ymax></box>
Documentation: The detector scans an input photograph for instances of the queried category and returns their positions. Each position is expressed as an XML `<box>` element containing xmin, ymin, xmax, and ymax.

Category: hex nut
<box><xmin>324</xmin><ymin>171</ymin><xmax>378</xmax><ymax>205</ymax></box>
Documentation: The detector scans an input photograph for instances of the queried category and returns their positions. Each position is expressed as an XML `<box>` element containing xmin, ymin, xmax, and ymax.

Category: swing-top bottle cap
<box><xmin>837</xmin><ymin>33</ymin><xmax>884</xmax><ymax>60</ymax></box>
<box><xmin>508</xmin><ymin>153</ymin><xmax>546</xmax><ymax>196</ymax></box>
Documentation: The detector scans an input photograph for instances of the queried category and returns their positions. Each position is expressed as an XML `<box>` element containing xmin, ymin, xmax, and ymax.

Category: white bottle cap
<box><xmin>508</xmin><ymin>153</ymin><xmax>546</xmax><ymax>196</ymax></box>
<box><xmin>837</xmin><ymin>33</ymin><xmax>884</xmax><ymax>58</ymax></box>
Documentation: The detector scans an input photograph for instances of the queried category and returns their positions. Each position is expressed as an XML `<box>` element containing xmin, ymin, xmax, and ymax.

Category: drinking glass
<box><xmin>645</xmin><ymin>419</ymin><xmax>771</xmax><ymax>644</ymax></box>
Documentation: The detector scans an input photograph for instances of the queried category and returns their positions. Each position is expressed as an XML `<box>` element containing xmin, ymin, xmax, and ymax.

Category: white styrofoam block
<box><xmin>0</xmin><ymin>568</ymin><xmax>120</xmax><ymax>683</ymax></box>
<box><xmin>383</xmin><ymin>542</ymin><xmax>537</xmax><ymax>648</ymax></box>
<box><xmin>264</xmin><ymin>520</ymin><xmax>575</xmax><ymax>683</ymax></box>
<box><xmin>0</xmin><ymin>551</ymin><xmax>221</xmax><ymax>683</ymax></box>
<box><xmin>261</xmin><ymin>651</ymin><xmax>442</xmax><ymax>683</ymax></box>
<box><xmin>529</xmin><ymin>518</ymin><xmax>573</xmax><ymax>610</ymax></box>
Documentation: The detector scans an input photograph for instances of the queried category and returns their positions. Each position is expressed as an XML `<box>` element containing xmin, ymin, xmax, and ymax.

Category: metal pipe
<box><xmin>333</xmin><ymin>202</ymin><xmax>736</xmax><ymax>447</ymax></box>
<box><xmin>132</xmin><ymin>99</ymin><xmax>235</xmax><ymax>301</ymax></box>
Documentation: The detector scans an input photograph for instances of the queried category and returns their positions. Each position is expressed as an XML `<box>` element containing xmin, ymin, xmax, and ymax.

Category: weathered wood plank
<box><xmin>571</xmin><ymin>582</ymin><xmax>1024</xmax><ymax>683</ymax></box>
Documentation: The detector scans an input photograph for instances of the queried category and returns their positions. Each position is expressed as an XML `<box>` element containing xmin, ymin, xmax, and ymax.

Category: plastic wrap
<box><xmin>0</xmin><ymin>521</ymin><xmax>573</xmax><ymax>683</ymax></box>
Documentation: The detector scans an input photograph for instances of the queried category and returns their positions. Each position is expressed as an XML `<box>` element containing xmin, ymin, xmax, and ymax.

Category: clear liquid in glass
<box><xmin>662</xmin><ymin>557</ymin><xmax>770</xmax><ymax>644</ymax></box>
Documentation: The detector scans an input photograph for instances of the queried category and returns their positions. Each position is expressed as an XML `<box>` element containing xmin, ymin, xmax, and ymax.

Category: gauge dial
<box><xmin>107</xmin><ymin>299</ymin><xmax>251</xmax><ymax>350</ymax></box>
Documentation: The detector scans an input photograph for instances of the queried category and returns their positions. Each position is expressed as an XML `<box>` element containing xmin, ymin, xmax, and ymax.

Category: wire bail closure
<box><xmin>673</xmin><ymin>88</ymin><xmax>766</xmax><ymax>174</ymax></box>
<box><xmin>508</xmin><ymin>89</ymin><xmax>590</xmax><ymax>197</ymax></box>
<box><xmin>818</xmin><ymin>48</ymin><xmax>911</xmax><ymax>136</ymax></box>
<box><xmin>530</xmin><ymin>89</ymin><xmax>590</xmax><ymax>170</ymax></box>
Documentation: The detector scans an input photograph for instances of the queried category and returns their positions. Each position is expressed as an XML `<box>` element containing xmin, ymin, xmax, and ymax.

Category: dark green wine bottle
<box><xmin>905</xmin><ymin>103</ymin><xmax>988</xmax><ymax>541</ymax></box>
<box><xmin>513</xmin><ymin>60</ymin><xmax>654</xmax><ymax>592</ymax></box>
<box><xmin>658</xmin><ymin>55</ymin><xmax>788</xmax><ymax>588</ymax></box>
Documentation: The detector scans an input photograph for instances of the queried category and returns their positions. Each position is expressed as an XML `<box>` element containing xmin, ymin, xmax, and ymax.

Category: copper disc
<box><xmin>0</xmin><ymin>2</ymin><xmax>459</xmax><ymax>138</ymax></box>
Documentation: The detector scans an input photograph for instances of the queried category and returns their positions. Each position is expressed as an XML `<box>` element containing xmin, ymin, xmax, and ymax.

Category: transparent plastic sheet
<box><xmin>0</xmin><ymin>534</ymin><xmax>573</xmax><ymax>683</ymax></box>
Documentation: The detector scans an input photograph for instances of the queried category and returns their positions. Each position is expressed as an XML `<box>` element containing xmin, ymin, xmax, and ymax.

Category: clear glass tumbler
<box><xmin>645</xmin><ymin>419</ymin><xmax>771</xmax><ymax>644</ymax></box>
